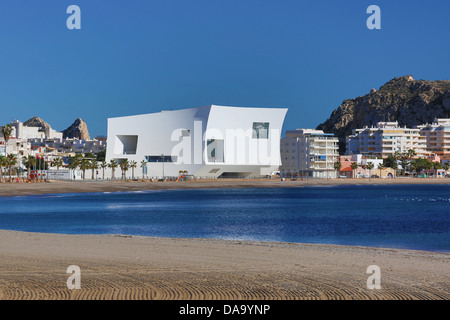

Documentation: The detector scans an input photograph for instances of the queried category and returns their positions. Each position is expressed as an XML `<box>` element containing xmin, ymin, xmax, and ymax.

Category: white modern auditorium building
<box><xmin>106</xmin><ymin>105</ymin><xmax>288</xmax><ymax>179</ymax></box>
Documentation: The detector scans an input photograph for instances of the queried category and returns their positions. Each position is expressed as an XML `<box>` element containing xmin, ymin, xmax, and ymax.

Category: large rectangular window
<box><xmin>145</xmin><ymin>155</ymin><xmax>177</xmax><ymax>163</ymax></box>
<box><xmin>114</xmin><ymin>135</ymin><xmax>138</xmax><ymax>155</ymax></box>
<box><xmin>206</xmin><ymin>139</ymin><xmax>224</xmax><ymax>163</ymax></box>
<box><xmin>252</xmin><ymin>122</ymin><xmax>269</xmax><ymax>139</ymax></box>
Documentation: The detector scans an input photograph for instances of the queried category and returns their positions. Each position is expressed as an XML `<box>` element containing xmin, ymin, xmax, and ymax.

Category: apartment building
<box><xmin>416</xmin><ymin>118</ymin><xmax>450</xmax><ymax>157</ymax></box>
<box><xmin>280</xmin><ymin>129</ymin><xmax>339</xmax><ymax>179</ymax></box>
<box><xmin>346</xmin><ymin>121</ymin><xmax>428</xmax><ymax>157</ymax></box>
<box><xmin>0</xmin><ymin>138</ymin><xmax>32</xmax><ymax>158</ymax></box>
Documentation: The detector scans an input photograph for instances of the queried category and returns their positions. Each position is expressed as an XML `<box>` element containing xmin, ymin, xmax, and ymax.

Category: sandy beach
<box><xmin>0</xmin><ymin>179</ymin><xmax>449</xmax><ymax>300</ymax></box>
<box><xmin>0</xmin><ymin>230</ymin><xmax>448</xmax><ymax>300</ymax></box>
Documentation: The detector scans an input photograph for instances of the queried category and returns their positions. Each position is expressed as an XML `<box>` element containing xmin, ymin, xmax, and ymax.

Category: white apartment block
<box><xmin>11</xmin><ymin>120</ymin><xmax>63</xmax><ymax>140</ymax></box>
<box><xmin>0</xmin><ymin>138</ymin><xmax>32</xmax><ymax>158</ymax></box>
<box><xmin>416</xmin><ymin>118</ymin><xmax>450</xmax><ymax>157</ymax></box>
<box><xmin>280</xmin><ymin>129</ymin><xmax>339</xmax><ymax>179</ymax></box>
<box><xmin>29</xmin><ymin>138</ymin><xmax>106</xmax><ymax>155</ymax></box>
<box><xmin>346</xmin><ymin>122</ymin><xmax>428</xmax><ymax>158</ymax></box>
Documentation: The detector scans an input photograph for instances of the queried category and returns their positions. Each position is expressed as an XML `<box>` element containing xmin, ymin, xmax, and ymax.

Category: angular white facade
<box><xmin>106</xmin><ymin>105</ymin><xmax>287</xmax><ymax>178</ymax></box>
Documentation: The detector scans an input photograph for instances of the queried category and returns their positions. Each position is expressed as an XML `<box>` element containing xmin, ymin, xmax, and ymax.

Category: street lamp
<box><xmin>161</xmin><ymin>154</ymin><xmax>165</xmax><ymax>179</ymax></box>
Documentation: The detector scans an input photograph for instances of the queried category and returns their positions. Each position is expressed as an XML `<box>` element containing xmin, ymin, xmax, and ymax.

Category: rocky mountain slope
<box><xmin>62</xmin><ymin>118</ymin><xmax>90</xmax><ymax>140</ymax></box>
<box><xmin>23</xmin><ymin>116</ymin><xmax>91</xmax><ymax>140</ymax></box>
<box><xmin>316</xmin><ymin>75</ymin><xmax>450</xmax><ymax>153</ymax></box>
<box><xmin>23</xmin><ymin>116</ymin><xmax>51</xmax><ymax>130</ymax></box>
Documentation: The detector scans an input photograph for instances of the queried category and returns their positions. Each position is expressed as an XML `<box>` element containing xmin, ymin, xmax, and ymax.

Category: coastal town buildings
<box><xmin>11</xmin><ymin>119</ymin><xmax>62</xmax><ymax>140</ymax></box>
<box><xmin>416</xmin><ymin>118</ymin><xmax>450</xmax><ymax>157</ymax></box>
<box><xmin>338</xmin><ymin>154</ymin><xmax>395</xmax><ymax>179</ymax></box>
<box><xmin>0</xmin><ymin>137</ymin><xmax>32</xmax><ymax>158</ymax></box>
<box><xmin>106</xmin><ymin>105</ymin><xmax>287</xmax><ymax>179</ymax></box>
<box><xmin>345</xmin><ymin>121</ymin><xmax>428</xmax><ymax>158</ymax></box>
<box><xmin>279</xmin><ymin>129</ymin><xmax>339</xmax><ymax>179</ymax></box>
<box><xmin>29</xmin><ymin>137</ymin><xmax>106</xmax><ymax>155</ymax></box>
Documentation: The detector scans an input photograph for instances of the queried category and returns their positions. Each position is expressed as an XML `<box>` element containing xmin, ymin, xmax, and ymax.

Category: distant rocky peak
<box><xmin>23</xmin><ymin>116</ymin><xmax>51</xmax><ymax>129</ymax></box>
<box><xmin>62</xmin><ymin>118</ymin><xmax>90</xmax><ymax>140</ymax></box>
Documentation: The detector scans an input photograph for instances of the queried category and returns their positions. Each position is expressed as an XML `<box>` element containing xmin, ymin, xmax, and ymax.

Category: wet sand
<box><xmin>0</xmin><ymin>179</ymin><xmax>448</xmax><ymax>300</ymax></box>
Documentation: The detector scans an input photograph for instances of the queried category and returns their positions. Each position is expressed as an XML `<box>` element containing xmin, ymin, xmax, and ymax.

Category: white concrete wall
<box><xmin>106</xmin><ymin>105</ymin><xmax>287</xmax><ymax>178</ymax></box>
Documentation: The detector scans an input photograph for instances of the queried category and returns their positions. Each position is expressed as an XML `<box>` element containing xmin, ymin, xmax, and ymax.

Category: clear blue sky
<box><xmin>0</xmin><ymin>0</ymin><xmax>449</xmax><ymax>137</ymax></box>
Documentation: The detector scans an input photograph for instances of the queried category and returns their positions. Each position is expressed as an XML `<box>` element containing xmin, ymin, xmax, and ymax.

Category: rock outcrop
<box><xmin>23</xmin><ymin>117</ymin><xmax>51</xmax><ymax>131</ymax></box>
<box><xmin>316</xmin><ymin>75</ymin><xmax>450</xmax><ymax>153</ymax></box>
<box><xmin>62</xmin><ymin>118</ymin><xmax>90</xmax><ymax>140</ymax></box>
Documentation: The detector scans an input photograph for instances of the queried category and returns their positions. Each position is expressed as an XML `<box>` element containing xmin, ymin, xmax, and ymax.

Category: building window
<box><xmin>206</xmin><ymin>139</ymin><xmax>224</xmax><ymax>163</ymax></box>
<box><xmin>252</xmin><ymin>122</ymin><xmax>269</xmax><ymax>139</ymax></box>
<box><xmin>114</xmin><ymin>135</ymin><xmax>138</xmax><ymax>155</ymax></box>
<box><xmin>145</xmin><ymin>155</ymin><xmax>177</xmax><ymax>163</ymax></box>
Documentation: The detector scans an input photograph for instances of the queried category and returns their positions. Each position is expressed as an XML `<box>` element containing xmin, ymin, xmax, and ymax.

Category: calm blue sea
<box><xmin>0</xmin><ymin>185</ymin><xmax>449</xmax><ymax>252</ymax></box>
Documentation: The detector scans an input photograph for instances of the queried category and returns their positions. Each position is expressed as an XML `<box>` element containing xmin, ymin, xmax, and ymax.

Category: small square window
<box><xmin>252</xmin><ymin>122</ymin><xmax>269</xmax><ymax>139</ymax></box>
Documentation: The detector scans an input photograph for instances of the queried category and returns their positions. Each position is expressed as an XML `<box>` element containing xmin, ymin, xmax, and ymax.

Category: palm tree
<box><xmin>6</xmin><ymin>154</ymin><xmax>17</xmax><ymax>182</ymax></box>
<box><xmin>443</xmin><ymin>162</ymin><xmax>449</xmax><ymax>172</ymax></box>
<box><xmin>140</xmin><ymin>160</ymin><xmax>147</xmax><ymax>180</ymax></box>
<box><xmin>79</xmin><ymin>159</ymin><xmax>90</xmax><ymax>180</ymax></box>
<box><xmin>100</xmin><ymin>161</ymin><xmax>107</xmax><ymax>180</ymax></box>
<box><xmin>52</xmin><ymin>157</ymin><xmax>64</xmax><ymax>180</ymax></box>
<box><xmin>433</xmin><ymin>161</ymin><xmax>442</xmax><ymax>178</ymax></box>
<box><xmin>129</xmin><ymin>160</ymin><xmax>137</xmax><ymax>180</ymax></box>
<box><xmin>0</xmin><ymin>155</ymin><xmax>7</xmax><ymax>183</ymax></box>
<box><xmin>350</xmin><ymin>162</ymin><xmax>358</xmax><ymax>179</ymax></box>
<box><xmin>1</xmin><ymin>124</ymin><xmax>13</xmax><ymax>151</ymax></box>
<box><xmin>406</xmin><ymin>149</ymin><xmax>416</xmax><ymax>176</ymax></box>
<box><xmin>90</xmin><ymin>159</ymin><xmax>98</xmax><ymax>179</ymax></box>
<box><xmin>68</xmin><ymin>155</ymin><xmax>81</xmax><ymax>170</ymax></box>
<box><xmin>1</xmin><ymin>124</ymin><xmax>13</xmax><ymax>178</ymax></box>
<box><xmin>52</xmin><ymin>157</ymin><xmax>64</xmax><ymax>170</ymax></box>
<box><xmin>333</xmin><ymin>161</ymin><xmax>341</xmax><ymax>178</ymax></box>
<box><xmin>108</xmin><ymin>159</ymin><xmax>118</xmax><ymax>180</ymax></box>
<box><xmin>393</xmin><ymin>151</ymin><xmax>402</xmax><ymax>176</ymax></box>
<box><xmin>377</xmin><ymin>162</ymin><xmax>385</xmax><ymax>177</ymax></box>
<box><xmin>120</xmin><ymin>159</ymin><xmax>129</xmax><ymax>180</ymax></box>
<box><xmin>22</xmin><ymin>155</ymin><xmax>36</xmax><ymax>181</ymax></box>
<box><xmin>366</xmin><ymin>162</ymin><xmax>374</xmax><ymax>179</ymax></box>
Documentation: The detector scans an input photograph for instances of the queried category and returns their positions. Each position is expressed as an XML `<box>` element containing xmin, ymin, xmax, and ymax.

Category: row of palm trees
<box><xmin>333</xmin><ymin>149</ymin><xmax>450</xmax><ymax>178</ymax></box>
<box><xmin>1</xmin><ymin>124</ymin><xmax>17</xmax><ymax>182</ymax></box>
<box><xmin>67</xmin><ymin>157</ymin><xmax>147</xmax><ymax>180</ymax></box>
<box><xmin>0</xmin><ymin>155</ymin><xmax>147</xmax><ymax>182</ymax></box>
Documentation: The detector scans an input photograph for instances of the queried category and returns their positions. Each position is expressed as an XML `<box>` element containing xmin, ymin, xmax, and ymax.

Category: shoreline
<box><xmin>1</xmin><ymin>178</ymin><xmax>450</xmax><ymax>197</ymax></box>
<box><xmin>1</xmin><ymin>179</ymin><xmax>449</xmax><ymax>300</ymax></box>
<box><xmin>0</xmin><ymin>229</ymin><xmax>448</xmax><ymax>300</ymax></box>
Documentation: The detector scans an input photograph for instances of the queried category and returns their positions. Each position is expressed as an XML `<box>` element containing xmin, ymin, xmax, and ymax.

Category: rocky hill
<box><xmin>23</xmin><ymin>116</ymin><xmax>51</xmax><ymax>130</ymax></box>
<box><xmin>62</xmin><ymin>118</ymin><xmax>90</xmax><ymax>140</ymax></box>
<box><xmin>316</xmin><ymin>75</ymin><xmax>450</xmax><ymax>153</ymax></box>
